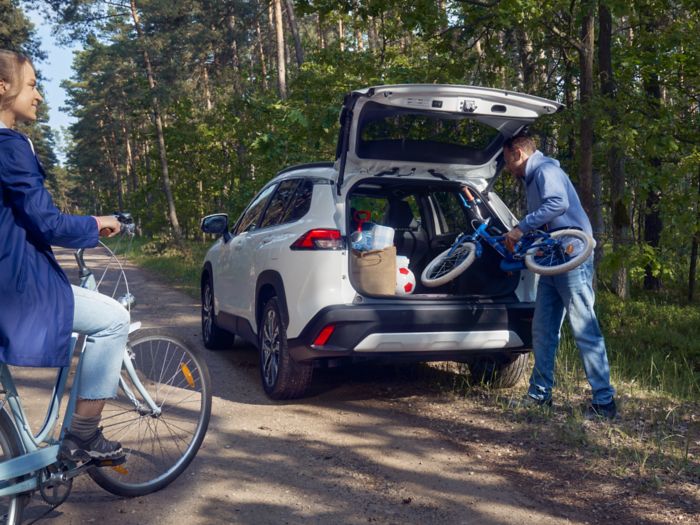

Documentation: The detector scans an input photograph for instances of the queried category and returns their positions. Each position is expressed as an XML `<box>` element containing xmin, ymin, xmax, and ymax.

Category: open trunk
<box><xmin>347</xmin><ymin>178</ymin><xmax>521</xmax><ymax>299</ymax></box>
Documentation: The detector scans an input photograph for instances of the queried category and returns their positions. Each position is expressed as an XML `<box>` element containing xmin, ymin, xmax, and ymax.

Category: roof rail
<box><xmin>276</xmin><ymin>161</ymin><xmax>334</xmax><ymax>177</ymax></box>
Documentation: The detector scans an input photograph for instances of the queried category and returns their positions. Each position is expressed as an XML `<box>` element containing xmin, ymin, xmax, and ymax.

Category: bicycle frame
<box><xmin>0</xmin><ymin>239</ymin><xmax>158</xmax><ymax>498</ymax></box>
<box><xmin>452</xmin><ymin>219</ymin><xmax>559</xmax><ymax>273</ymax></box>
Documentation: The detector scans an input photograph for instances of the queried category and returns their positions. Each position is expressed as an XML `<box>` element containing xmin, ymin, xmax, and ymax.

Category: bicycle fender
<box><xmin>128</xmin><ymin>322</ymin><xmax>142</xmax><ymax>334</ymax></box>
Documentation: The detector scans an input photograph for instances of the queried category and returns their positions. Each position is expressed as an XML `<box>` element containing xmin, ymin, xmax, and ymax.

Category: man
<box><xmin>502</xmin><ymin>133</ymin><xmax>617</xmax><ymax>419</ymax></box>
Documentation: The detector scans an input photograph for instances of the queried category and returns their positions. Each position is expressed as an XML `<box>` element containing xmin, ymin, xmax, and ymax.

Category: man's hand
<box><xmin>96</xmin><ymin>215</ymin><xmax>121</xmax><ymax>237</ymax></box>
<box><xmin>504</xmin><ymin>226</ymin><xmax>523</xmax><ymax>252</ymax></box>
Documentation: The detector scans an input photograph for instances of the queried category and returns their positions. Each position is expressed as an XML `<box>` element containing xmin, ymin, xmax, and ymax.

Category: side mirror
<box><xmin>200</xmin><ymin>213</ymin><xmax>231</xmax><ymax>242</ymax></box>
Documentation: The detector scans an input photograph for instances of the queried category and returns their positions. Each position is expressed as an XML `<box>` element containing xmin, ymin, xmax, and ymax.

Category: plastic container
<box><xmin>370</xmin><ymin>225</ymin><xmax>395</xmax><ymax>250</ymax></box>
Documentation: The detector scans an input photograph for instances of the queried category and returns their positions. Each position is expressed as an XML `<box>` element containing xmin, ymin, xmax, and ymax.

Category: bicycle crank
<box><xmin>39</xmin><ymin>465</ymin><xmax>73</xmax><ymax>506</ymax></box>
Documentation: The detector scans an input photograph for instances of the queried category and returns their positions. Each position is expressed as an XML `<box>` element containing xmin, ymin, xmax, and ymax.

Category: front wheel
<box><xmin>421</xmin><ymin>241</ymin><xmax>477</xmax><ymax>287</ymax></box>
<box><xmin>0</xmin><ymin>410</ymin><xmax>27</xmax><ymax>525</ymax></box>
<box><xmin>89</xmin><ymin>329</ymin><xmax>212</xmax><ymax>497</ymax></box>
<box><xmin>201</xmin><ymin>276</ymin><xmax>236</xmax><ymax>350</ymax></box>
<box><xmin>524</xmin><ymin>229</ymin><xmax>595</xmax><ymax>276</ymax></box>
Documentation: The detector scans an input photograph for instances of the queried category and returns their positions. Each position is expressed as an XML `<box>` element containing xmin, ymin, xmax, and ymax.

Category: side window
<box><xmin>259</xmin><ymin>179</ymin><xmax>300</xmax><ymax>229</ymax></box>
<box><xmin>234</xmin><ymin>184</ymin><xmax>277</xmax><ymax>235</ymax></box>
<box><xmin>281</xmin><ymin>179</ymin><xmax>314</xmax><ymax>223</ymax></box>
<box><xmin>432</xmin><ymin>191</ymin><xmax>465</xmax><ymax>235</ymax></box>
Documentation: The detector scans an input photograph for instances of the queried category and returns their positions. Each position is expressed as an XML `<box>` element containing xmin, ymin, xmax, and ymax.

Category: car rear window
<box><xmin>356</xmin><ymin>101</ymin><xmax>500</xmax><ymax>165</ymax></box>
<box><xmin>432</xmin><ymin>191</ymin><xmax>466</xmax><ymax>235</ymax></box>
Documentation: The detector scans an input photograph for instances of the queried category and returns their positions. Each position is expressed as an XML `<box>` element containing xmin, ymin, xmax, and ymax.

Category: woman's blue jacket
<box><xmin>0</xmin><ymin>128</ymin><xmax>98</xmax><ymax>367</ymax></box>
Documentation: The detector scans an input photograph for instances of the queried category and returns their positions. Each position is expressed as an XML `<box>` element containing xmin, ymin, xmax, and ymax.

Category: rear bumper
<box><xmin>287</xmin><ymin>300</ymin><xmax>533</xmax><ymax>363</ymax></box>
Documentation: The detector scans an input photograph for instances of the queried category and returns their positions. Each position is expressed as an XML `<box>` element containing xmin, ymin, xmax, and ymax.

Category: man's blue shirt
<box><xmin>517</xmin><ymin>150</ymin><xmax>592</xmax><ymax>236</ymax></box>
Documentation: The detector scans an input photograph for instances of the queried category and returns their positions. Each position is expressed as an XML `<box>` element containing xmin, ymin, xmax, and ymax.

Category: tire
<box><xmin>201</xmin><ymin>277</ymin><xmax>236</xmax><ymax>350</ymax></box>
<box><xmin>259</xmin><ymin>297</ymin><xmax>312</xmax><ymax>400</ymax></box>
<box><xmin>89</xmin><ymin>329</ymin><xmax>212</xmax><ymax>497</ymax></box>
<box><xmin>468</xmin><ymin>353</ymin><xmax>529</xmax><ymax>389</ymax></box>
<box><xmin>0</xmin><ymin>410</ymin><xmax>26</xmax><ymax>525</ymax></box>
<box><xmin>524</xmin><ymin>229</ymin><xmax>595</xmax><ymax>276</ymax></box>
<box><xmin>421</xmin><ymin>241</ymin><xmax>477</xmax><ymax>288</ymax></box>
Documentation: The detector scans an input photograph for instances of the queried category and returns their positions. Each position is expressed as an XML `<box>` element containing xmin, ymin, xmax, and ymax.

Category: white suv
<box><xmin>200</xmin><ymin>84</ymin><xmax>562</xmax><ymax>399</ymax></box>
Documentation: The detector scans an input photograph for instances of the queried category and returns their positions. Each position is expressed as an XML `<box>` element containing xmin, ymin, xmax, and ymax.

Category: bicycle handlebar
<box><xmin>75</xmin><ymin>212</ymin><xmax>135</xmax><ymax>276</ymax></box>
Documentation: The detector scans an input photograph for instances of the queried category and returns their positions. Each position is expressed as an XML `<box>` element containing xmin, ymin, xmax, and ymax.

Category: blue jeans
<box><xmin>71</xmin><ymin>285</ymin><xmax>130</xmax><ymax>399</ymax></box>
<box><xmin>527</xmin><ymin>259</ymin><xmax>615</xmax><ymax>404</ymax></box>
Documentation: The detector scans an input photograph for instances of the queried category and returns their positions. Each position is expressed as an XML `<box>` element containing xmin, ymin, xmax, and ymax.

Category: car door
<box><xmin>216</xmin><ymin>184</ymin><xmax>277</xmax><ymax>319</ymax></box>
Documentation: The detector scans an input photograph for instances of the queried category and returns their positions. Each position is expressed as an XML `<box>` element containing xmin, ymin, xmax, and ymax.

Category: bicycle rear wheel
<box><xmin>421</xmin><ymin>241</ymin><xmax>477</xmax><ymax>287</ymax></box>
<box><xmin>88</xmin><ymin>329</ymin><xmax>212</xmax><ymax>497</ymax></box>
<box><xmin>524</xmin><ymin>229</ymin><xmax>595</xmax><ymax>276</ymax></box>
<box><xmin>0</xmin><ymin>410</ymin><xmax>26</xmax><ymax>525</ymax></box>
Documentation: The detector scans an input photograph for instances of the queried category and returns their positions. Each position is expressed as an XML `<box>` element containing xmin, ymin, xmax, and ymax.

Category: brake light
<box><xmin>291</xmin><ymin>229</ymin><xmax>345</xmax><ymax>250</ymax></box>
<box><xmin>313</xmin><ymin>325</ymin><xmax>336</xmax><ymax>346</ymax></box>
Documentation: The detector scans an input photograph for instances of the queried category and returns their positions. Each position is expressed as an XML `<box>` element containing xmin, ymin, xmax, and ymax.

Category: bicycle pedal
<box><xmin>93</xmin><ymin>456</ymin><xmax>127</xmax><ymax>468</ymax></box>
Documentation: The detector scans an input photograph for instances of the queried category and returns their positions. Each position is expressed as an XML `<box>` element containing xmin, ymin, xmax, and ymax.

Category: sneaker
<box><xmin>584</xmin><ymin>399</ymin><xmax>618</xmax><ymax>420</ymax></box>
<box><xmin>509</xmin><ymin>394</ymin><xmax>553</xmax><ymax>409</ymax></box>
<box><xmin>61</xmin><ymin>428</ymin><xmax>125</xmax><ymax>462</ymax></box>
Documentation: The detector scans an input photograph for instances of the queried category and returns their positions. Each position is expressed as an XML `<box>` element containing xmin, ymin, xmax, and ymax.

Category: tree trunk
<box><xmin>599</xmin><ymin>2</ymin><xmax>630</xmax><ymax>298</ymax></box>
<box><xmin>578</xmin><ymin>1</ymin><xmax>595</xmax><ymax>218</ymax></box>
<box><xmin>202</xmin><ymin>64</ymin><xmax>212</xmax><ymax>111</ymax></box>
<box><xmin>273</xmin><ymin>0</ymin><xmax>287</xmax><ymax>99</ymax></box>
<box><xmin>129</xmin><ymin>0</ymin><xmax>181</xmax><ymax>241</ymax></box>
<box><xmin>338</xmin><ymin>18</ymin><xmax>344</xmax><ymax>52</ymax></box>
<box><xmin>255</xmin><ymin>18</ymin><xmax>269</xmax><ymax>90</ymax></box>
<box><xmin>689</xmin><ymin>168</ymin><xmax>700</xmax><ymax>302</ymax></box>
<box><xmin>283</xmin><ymin>0</ymin><xmax>304</xmax><ymax>67</ymax></box>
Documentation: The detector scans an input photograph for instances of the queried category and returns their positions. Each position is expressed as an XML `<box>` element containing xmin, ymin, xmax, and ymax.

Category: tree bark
<box><xmin>599</xmin><ymin>2</ymin><xmax>630</xmax><ymax>298</ymax></box>
<box><xmin>255</xmin><ymin>17</ymin><xmax>269</xmax><ymax>90</ymax></box>
<box><xmin>273</xmin><ymin>0</ymin><xmax>287</xmax><ymax>99</ymax></box>
<box><xmin>284</xmin><ymin>0</ymin><xmax>304</xmax><ymax>67</ymax></box>
<box><xmin>689</xmin><ymin>168</ymin><xmax>700</xmax><ymax>302</ymax></box>
<box><xmin>129</xmin><ymin>0</ymin><xmax>181</xmax><ymax>241</ymax></box>
<box><xmin>578</xmin><ymin>0</ymin><xmax>595</xmax><ymax>218</ymax></box>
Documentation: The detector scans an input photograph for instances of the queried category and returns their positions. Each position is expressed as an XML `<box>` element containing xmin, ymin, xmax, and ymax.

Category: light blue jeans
<box><xmin>527</xmin><ymin>259</ymin><xmax>615</xmax><ymax>405</ymax></box>
<box><xmin>71</xmin><ymin>285</ymin><xmax>130</xmax><ymax>399</ymax></box>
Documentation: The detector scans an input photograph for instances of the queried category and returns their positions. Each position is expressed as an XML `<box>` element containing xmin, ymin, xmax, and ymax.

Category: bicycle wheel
<box><xmin>88</xmin><ymin>328</ymin><xmax>212</xmax><ymax>497</ymax></box>
<box><xmin>421</xmin><ymin>241</ymin><xmax>477</xmax><ymax>287</ymax></box>
<box><xmin>0</xmin><ymin>410</ymin><xmax>26</xmax><ymax>525</ymax></box>
<box><xmin>524</xmin><ymin>229</ymin><xmax>595</xmax><ymax>276</ymax></box>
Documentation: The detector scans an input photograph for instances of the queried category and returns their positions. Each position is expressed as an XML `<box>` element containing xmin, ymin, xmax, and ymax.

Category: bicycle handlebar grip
<box><xmin>462</xmin><ymin>186</ymin><xmax>476</xmax><ymax>203</ymax></box>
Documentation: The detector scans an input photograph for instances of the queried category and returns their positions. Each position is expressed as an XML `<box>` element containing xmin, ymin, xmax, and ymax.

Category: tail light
<box><xmin>313</xmin><ymin>324</ymin><xmax>336</xmax><ymax>346</ymax></box>
<box><xmin>291</xmin><ymin>229</ymin><xmax>345</xmax><ymax>250</ymax></box>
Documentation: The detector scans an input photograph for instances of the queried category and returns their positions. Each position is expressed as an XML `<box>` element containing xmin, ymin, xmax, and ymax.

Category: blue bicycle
<box><xmin>421</xmin><ymin>188</ymin><xmax>595</xmax><ymax>287</ymax></box>
<box><xmin>0</xmin><ymin>214</ymin><xmax>212</xmax><ymax>524</ymax></box>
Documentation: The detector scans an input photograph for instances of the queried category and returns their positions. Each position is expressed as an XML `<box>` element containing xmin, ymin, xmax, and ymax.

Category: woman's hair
<box><xmin>0</xmin><ymin>50</ymin><xmax>32</xmax><ymax>111</ymax></box>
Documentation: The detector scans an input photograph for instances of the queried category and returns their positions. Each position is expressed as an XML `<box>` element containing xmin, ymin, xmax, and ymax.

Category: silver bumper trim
<box><xmin>353</xmin><ymin>330</ymin><xmax>524</xmax><ymax>353</ymax></box>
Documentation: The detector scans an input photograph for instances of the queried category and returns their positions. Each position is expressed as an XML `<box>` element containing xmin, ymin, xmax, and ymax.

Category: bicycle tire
<box><xmin>88</xmin><ymin>328</ymin><xmax>212</xmax><ymax>497</ymax></box>
<box><xmin>524</xmin><ymin>229</ymin><xmax>595</xmax><ymax>276</ymax></box>
<box><xmin>0</xmin><ymin>410</ymin><xmax>26</xmax><ymax>525</ymax></box>
<box><xmin>421</xmin><ymin>241</ymin><xmax>477</xmax><ymax>287</ymax></box>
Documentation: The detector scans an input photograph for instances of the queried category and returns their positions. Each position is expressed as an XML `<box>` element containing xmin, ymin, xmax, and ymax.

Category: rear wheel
<box><xmin>524</xmin><ymin>229</ymin><xmax>595</xmax><ymax>276</ymax></box>
<box><xmin>89</xmin><ymin>329</ymin><xmax>212</xmax><ymax>497</ymax></box>
<box><xmin>201</xmin><ymin>277</ymin><xmax>236</xmax><ymax>350</ymax></box>
<box><xmin>259</xmin><ymin>297</ymin><xmax>312</xmax><ymax>400</ymax></box>
<box><xmin>0</xmin><ymin>410</ymin><xmax>26</xmax><ymax>525</ymax></box>
<box><xmin>468</xmin><ymin>353</ymin><xmax>529</xmax><ymax>389</ymax></box>
<box><xmin>421</xmin><ymin>241</ymin><xmax>477</xmax><ymax>287</ymax></box>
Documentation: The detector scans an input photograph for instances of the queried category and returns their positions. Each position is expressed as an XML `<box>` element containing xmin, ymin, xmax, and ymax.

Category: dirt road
<box><xmin>11</xmin><ymin>249</ymin><xmax>697</xmax><ymax>525</ymax></box>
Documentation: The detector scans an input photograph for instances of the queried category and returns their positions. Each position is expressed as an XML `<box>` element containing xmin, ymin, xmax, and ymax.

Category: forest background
<box><xmin>2</xmin><ymin>0</ymin><xmax>699</xmax><ymax>399</ymax></box>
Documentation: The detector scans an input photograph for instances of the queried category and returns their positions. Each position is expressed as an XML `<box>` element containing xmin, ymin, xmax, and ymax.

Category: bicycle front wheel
<box><xmin>421</xmin><ymin>241</ymin><xmax>477</xmax><ymax>287</ymax></box>
<box><xmin>0</xmin><ymin>410</ymin><xmax>26</xmax><ymax>525</ymax></box>
<box><xmin>89</xmin><ymin>329</ymin><xmax>212</xmax><ymax>497</ymax></box>
<box><xmin>524</xmin><ymin>229</ymin><xmax>595</xmax><ymax>276</ymax></box>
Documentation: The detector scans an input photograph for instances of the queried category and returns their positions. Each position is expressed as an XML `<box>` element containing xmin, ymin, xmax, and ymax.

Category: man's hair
<box><xmin>503</xmin><ymin>133</ymin><xmax>537</xmax><ymax>154</ymax></box>
<box><xmin>0</xmin><ymin>50</ymin><xmax>32</xmax><ymax>111</ymax></box>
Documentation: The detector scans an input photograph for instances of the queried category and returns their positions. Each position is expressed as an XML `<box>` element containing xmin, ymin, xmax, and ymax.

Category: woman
<box><xmin>0</xmin><ymin>49</ymin><xmax>128</xmax><ymax>461</ymax></box>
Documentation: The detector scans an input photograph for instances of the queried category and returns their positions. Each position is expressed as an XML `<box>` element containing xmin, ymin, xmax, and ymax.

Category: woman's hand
<box><xmin>96</xmin><ymin>215</ymin><xmax>121</xmax><ymax>237</ymax></box>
